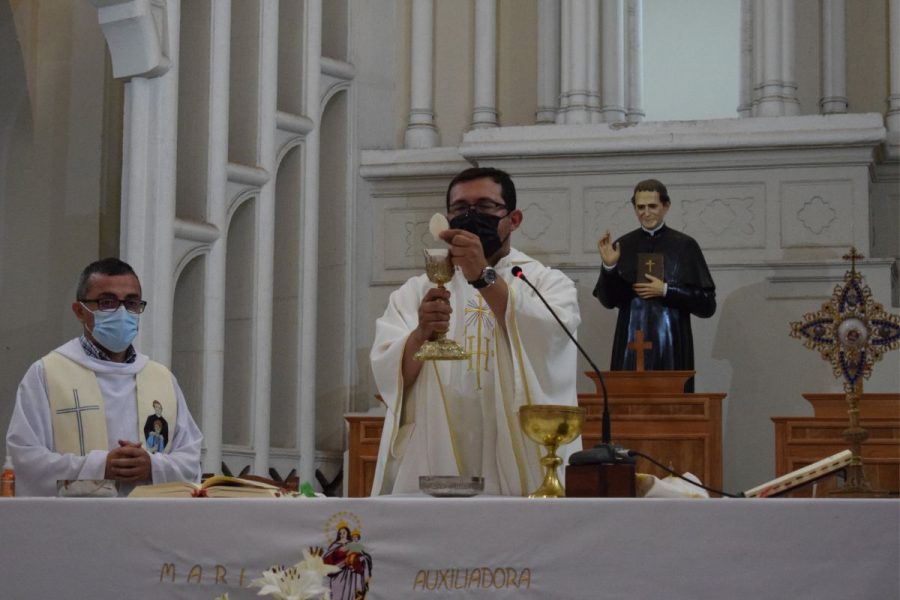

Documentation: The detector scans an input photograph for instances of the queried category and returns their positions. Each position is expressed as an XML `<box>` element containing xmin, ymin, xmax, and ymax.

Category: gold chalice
<box><xmin>519</xmin><ymin>404</ymin><xmax>584</xmax><ymax>498</ymax></box>
<box><xmin>414</xmin><ymin>249</ymin><xmax>469</xmax><ymax>361</ymax></box>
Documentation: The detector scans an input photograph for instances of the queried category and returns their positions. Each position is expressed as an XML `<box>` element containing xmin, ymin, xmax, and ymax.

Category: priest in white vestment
<box><xmin>370</xmin><ymin>167</ymin><xmax>581</xmax><ymax>496</ymax></box>
<box><xmin>6</xmin><ymin>258</ymin><xmax>202</xmax><ymax>496</ymax></box>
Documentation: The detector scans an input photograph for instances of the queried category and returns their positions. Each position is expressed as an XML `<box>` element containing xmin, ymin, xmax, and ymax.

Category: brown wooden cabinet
<box><xmin>772</xmin><ymin>393</ymin><xmax>900</xmax><ymax>496</ymax></box>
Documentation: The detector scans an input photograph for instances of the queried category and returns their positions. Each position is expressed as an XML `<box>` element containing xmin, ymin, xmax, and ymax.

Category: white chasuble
<box><xmin>370</xmin><ymin>249</ymin><xmax>582</xmax><ymax>496</ymax></box>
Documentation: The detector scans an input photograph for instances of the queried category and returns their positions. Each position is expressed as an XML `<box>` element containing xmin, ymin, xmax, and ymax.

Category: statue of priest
<box><xmin>593</xmin><ymin>179</ymin><xmax>716</xmax><ymax>392</ymax></box>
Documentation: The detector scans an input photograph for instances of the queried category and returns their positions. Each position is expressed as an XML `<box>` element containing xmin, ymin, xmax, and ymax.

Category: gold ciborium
<box><xmin>519</xmin><ymin>404</ymin><xmax>584</xmax><ymax>498</ymax></box>
<box><xmin>414</xmin><ymin>249</ymin><xmax>469</xmax><ymax>361</ymax></box>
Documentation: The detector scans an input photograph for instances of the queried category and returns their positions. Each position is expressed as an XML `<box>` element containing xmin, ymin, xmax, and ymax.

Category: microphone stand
<box><xmin>510</xmin><ymin>267</ymin><xmax>633</xmax><ymax>466</ymax></box>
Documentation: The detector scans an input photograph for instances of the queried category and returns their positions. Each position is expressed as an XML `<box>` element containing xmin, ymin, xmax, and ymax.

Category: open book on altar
<box><xmin>742</xmin><ymin>450</ymin><xmax>852</xmax><ymax>498</ymax></box>
<box><xmin>128</xmin><ymin>475</ymin><xmax>285</xmax><ymax>498</ymax></box>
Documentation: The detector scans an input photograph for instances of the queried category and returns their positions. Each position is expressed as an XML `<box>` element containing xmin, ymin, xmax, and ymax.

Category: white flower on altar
<box><xmin>251</xmin><ymin>551</ymin><xmax>340</xmax><ymax>600</ymax></box>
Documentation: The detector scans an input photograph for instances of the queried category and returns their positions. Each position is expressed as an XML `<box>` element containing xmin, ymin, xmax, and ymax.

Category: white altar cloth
<box><xmin>0</xmin><ymin>496</ymin><xmax>896</xmax><ymax>599</ymax></box>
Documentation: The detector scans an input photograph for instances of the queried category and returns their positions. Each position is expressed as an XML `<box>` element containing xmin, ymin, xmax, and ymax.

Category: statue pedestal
<box><xmin>578</xmin><ymin>371</ymin><xmax>726</xmax><ymax>491</ymax></box>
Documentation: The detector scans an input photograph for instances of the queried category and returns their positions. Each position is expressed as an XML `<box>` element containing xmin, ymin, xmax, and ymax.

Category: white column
<box><xmin>751</xmin><ymin>0</ymin><xmax>763</xmax><ymax>115</ymax></box>
<box><xmin>249</xmin><ymin>0</ymin><xmax>280</xmax><ymax>477</ymax></box>
<box><xmin>887</xmin><ymin>0</ymin><xmax>900</xmax><ymax>157</ymax></box>
<box><xmin>200</xmin><ymin>0</ymin><xmax>233</xmax><ymax>475</ymax></box>
<box><xmin>118</xmin><ymin>1</ymin><xmax>179</xmax><ymax>365</ymax></box>
<box><xmin>819</xmin><ymin>0</ymin><xmax>847</xmax><ymax>114</ymax></box>
<box><xmin>600</xmin><ymin>0</ymin><xmax>626</xmax><ymax>122</ymax></box>
<box><xmin>781</xmin><ymin>0</ymin><xmax>799</xmax><ymax>115</ymax></box>
<box><xmin>298</xmin><ymin>0</ymin><xmax>323</xmax><ymax>484</ymax></box>
<box><xmin>587</xmin><ymin>0</ymin><xmax>601</xmax><ymax>122</ymax></box>
<box><xmin>564</xmin><ymin>0</ymin><xmax>591</xmax><ymax>123</ymax></box>
<box><xmin>404</xmin><ymin>0</ymin><xmax>439</xmax><ymax>147</ymax></box>
<box><xmin>472</xmin><ymin>0</ymin><xmax>498</xmax><ymax>128</ymax></box>
<box><xmin>755</xmin><ymin>0</ymin><xmax>784</xmax><ymax>117</ymax></box>
<box><xmin>624</xmin><ymin>0</ymin><xmax>643</xmax><ymax>123</ymax></box>
<box><xmin>738</xmin><ymin>0</ymin><xmax>753</xmax><ymax>116</ymax></box>
<box><xmin>557</xmin><ymin>0</ymin><xmax>571</xmax><ymax>123</ymax></box>
<box><xmin>536</xmin><ymin>0</ymin><xmax>560</xmax><ymax>123</ymax></box>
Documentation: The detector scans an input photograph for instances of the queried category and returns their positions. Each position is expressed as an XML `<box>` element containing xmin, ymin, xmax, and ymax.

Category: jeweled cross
<box><xmin>789</xmin><ymin>248</ymin><xmax>900</xmax><ymax>495</ymax></box>
<box><xmin>55</xmin><ymin>389</ymin><xmax>100</xmax><ymax>456</ymax></box>
<box><xmin>628</xmin><ymin>329</ymin><xmax>653</xmax><ymax>371</ymax></box>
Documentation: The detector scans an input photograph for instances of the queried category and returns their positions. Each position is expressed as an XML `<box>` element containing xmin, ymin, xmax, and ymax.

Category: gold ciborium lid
<box><xmin>518</xmin><ymin>404</ymin><xmax>584</xmax><ymax>498</ymax></box>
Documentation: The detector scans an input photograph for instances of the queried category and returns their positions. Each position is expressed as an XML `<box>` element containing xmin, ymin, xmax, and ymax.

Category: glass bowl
<box><xmin>418</xmin><ymin>476</ymin><xmax>484</xmax><ymax>497</ymax></box>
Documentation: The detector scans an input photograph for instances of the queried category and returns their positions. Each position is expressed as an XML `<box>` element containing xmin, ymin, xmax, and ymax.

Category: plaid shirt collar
<box><xmin>79</xmin><ymin>334</ymin><xmax>137</xmax><ymax>364</ymax></box>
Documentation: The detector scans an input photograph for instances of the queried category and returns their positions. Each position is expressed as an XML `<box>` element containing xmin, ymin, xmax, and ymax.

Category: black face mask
<box><xmin>449</xmin><ymin>209</ymin><xmax>509</xmax><ymax>260</ymax></box>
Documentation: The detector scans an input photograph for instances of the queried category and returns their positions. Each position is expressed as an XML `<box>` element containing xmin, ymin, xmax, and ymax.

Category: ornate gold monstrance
<box><xmin>789</xmin><ymin>248</ymin><xmax>900</xmax><ymax>497</ymax></box>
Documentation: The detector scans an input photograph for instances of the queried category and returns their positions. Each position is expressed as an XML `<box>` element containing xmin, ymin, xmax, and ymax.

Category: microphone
<box><xmin>510</xmin><ymin>266</ymin><xmax>633</xmax><ymax>465</ymax></box>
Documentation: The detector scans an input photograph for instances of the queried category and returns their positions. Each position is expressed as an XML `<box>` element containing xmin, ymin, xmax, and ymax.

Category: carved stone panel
<box><xmin>514</xmin><ymin>186</ymin><xmax>571</xmax><ymax>256</ymax></box>
<box><xmin>583</xmin><ymin>183</ymin><xmax>765</xmax><ymax>254</ymax></box>
<box><xmin>373</xmin><ymin>191</ymin><xmax>445</xmax><ymax>282</ymax></box>
<box><xmin>583</xmin><ymin>185</ymin><xmax>637</xmax><ymax>255</ymax></box>
<box><xmin>675</xmin><ymin>184</ymin><xmax>766</xmax><ymax>250</ymax></box>
<box><xmin>780</xmin><ymin>180</ymin><xmax>854</xmax><ymax>248</ymax></box>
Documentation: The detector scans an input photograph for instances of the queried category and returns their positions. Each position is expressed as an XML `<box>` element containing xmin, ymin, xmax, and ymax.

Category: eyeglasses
<box><xmin>79</xmin><ymin>297</ymin><xmax>147</xmax><ymax>314</ymax></box>
<box><xmin>447</xmin><ymin>200</ymin><xmax>508</xmax><ymax>217</ymax></box>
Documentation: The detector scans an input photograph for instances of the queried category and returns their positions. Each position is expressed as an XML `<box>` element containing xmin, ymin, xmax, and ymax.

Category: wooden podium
<box><xmin>772</xmin><ymin>393</ymin><xmax>900</xmax><ymax>497</ymax></box>
<box><xmin>579</xmin><ymin>371</ymin><xmax>725</xmax><ymax>491</ymax></box>
<box><xmin>346</xmin><ymin>373</ymin><xmax>726</xmax><ymax>497</ymax></box>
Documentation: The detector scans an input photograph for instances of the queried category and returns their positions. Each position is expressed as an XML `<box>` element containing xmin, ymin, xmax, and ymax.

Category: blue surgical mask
<box><xmin>84</xmin><ymin>305</ymin><xmax>139</xmax><ymax>353</ymax></box>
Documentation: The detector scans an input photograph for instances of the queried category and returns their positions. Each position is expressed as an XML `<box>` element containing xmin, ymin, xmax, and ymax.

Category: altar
<box><xmin>0</xmin><ymin>496</ymin><xmax>896</xmax><ymax>599</ymax></box>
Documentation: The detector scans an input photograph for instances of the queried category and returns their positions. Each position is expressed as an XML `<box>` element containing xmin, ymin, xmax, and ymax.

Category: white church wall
<box><xmin>172</xmin><ymin>255</ymin><xmax>206</xmax><ymax>425</ymax></box>
<box><xmin>322</xmin><ymin>0</ymin><xmax>349</xmax><ymax>63</ymax></box>
<box><xmin>175</xmin><ymin>0</ymin><xmax>212</xmax><ymax>222</ymax></box>
<box><xmin>847</xmin><ymin>0</ymin><xmax>889</xmax><ymax>114</ymax></box>
<box><xmin>793</xmin><ymin>0</ymin><xmax>821</xmax><ymax>116</ymax></box>
<box><xmin>223</xmin><ymin>198</ymin><xmax>256</xmax><ymax>448</ymax></box>
<box><xmin>278</xmin><ymin>0</ymin><xmax>306</xmax><ymax>115</ymax></box>
<box><xmin>0</xmin><ymin>2</ymin><xmax>107</xmax><ymax>442</ymax></box>
<box><xmin>869</xmin><ymin>165</ymin><xmax>900</xmax><ymax>263</ymax></box>
<box><xmin>434</xmin><ymin>0</ymin><xmax>475</xmax><ymax>146</ymax></box>
<box><xmin>228</xmin><ymin>0</ymin><xmax>263</xmax><ymax>167</ymax></box>
<box><xmin>316</xmin><ymin>90</ymin><xmax>353</xmax><ymax>455</ymax></box>
<box><xmin>497</xmin><ymin>0</ymin><xmax>539</xmax><ymax>127</ymax></box>
<box><xmin>272</xmin><ymin>145</ymin><xmax>304</xmax><ymax>449</ymax></box>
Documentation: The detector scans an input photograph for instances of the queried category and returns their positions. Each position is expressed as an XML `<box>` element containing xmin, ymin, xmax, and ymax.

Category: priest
<box><xmin>6</xmin><ymin>258</ymin><xmax>202</xmax><ymax>496</ymax></box>
<box><xmin>370</xmin><ymin>167</ymin><xmax>581</xmax><ymax>496</ymax></box>
<box><xmin>593</xmin><ymin>179</ymin><xmax>716</xmax><ymax>392</ymax></box>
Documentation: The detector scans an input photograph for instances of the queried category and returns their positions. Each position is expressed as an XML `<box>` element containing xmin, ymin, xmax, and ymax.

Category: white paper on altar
<box><xmin>636</xmin><ymin>472</ymin><xmax>710</xmax><ymax>498</ymax></box>
<box><xmin>0</xmin><ymin>496</ymin><xmax>896</xmax><ymax>599</ymax></box>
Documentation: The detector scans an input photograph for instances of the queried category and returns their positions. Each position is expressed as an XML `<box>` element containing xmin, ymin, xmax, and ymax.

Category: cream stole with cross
<box><xmin>43</xmin><ymin>352</ymin><xmax>177</xmax><ymax>456</ymax></box>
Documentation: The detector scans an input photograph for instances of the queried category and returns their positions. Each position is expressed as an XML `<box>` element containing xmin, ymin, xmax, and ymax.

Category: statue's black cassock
<box><xmin>593</xmin><ymin>225</ymin><xmax>715</xmax><ymax>392</ymax></box>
